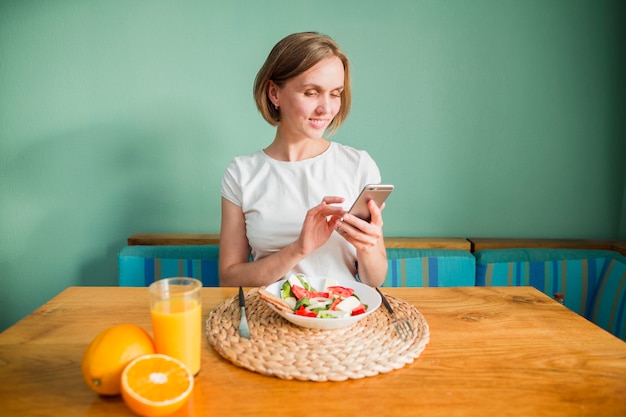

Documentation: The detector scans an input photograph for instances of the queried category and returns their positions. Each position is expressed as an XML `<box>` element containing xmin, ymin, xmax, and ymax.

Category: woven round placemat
<box><xmin>206</xmin><ymin>288</ymin><xmax>429</xmax><ymax>381</ymax></box>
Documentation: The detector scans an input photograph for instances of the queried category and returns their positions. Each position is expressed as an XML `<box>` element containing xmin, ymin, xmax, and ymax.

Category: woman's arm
<box><xmin>218</xmin><ymin>197</ymin><xmax>347</xmax><ymax>287</ymax></box>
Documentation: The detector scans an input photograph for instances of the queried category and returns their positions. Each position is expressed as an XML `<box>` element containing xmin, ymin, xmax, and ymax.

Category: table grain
<box><xmin>1</xmin><ymin>286</ymin><xmax>625</xmax><ymax>417</ymax></box>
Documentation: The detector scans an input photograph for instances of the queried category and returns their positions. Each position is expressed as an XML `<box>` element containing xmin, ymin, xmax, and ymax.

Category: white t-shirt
<box><xmin>221</xmin><ymin>142</ymin><xmax>381</xmax><ymax>281</ymax></box>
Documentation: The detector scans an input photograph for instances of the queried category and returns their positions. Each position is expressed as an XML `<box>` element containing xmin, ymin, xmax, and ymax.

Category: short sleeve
<box><xmin>221</xmin><ymin>160</ymin><xmax>242</xmax><ymax>207</ymax></box>
<box><xmin>358</xmin><ymin>150</ymin><xmax>382</xmax><ymax>187</ymax></box>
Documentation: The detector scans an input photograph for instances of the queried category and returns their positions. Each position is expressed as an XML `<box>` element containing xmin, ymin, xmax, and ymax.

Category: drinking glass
<box><xmin>149</xmin><ymin>277</ymin><xmax>202</xmax><ymax>375</ymax></box>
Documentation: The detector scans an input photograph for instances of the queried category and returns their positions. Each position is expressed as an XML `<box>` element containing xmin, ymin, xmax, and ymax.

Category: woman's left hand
<box><xmin>337</xmin><ymin>199</ymin><xmax>385</xmax><ymax>252</ymax></box>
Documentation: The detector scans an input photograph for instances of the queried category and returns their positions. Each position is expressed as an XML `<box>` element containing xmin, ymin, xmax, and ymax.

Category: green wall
<box><xmin>1</xmin><ymin>0</ymin><xmax>624</xmax><ymax>331</ymax></box>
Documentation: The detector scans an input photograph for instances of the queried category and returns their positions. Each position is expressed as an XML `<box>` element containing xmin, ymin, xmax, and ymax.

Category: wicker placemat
<box><xmin>206</xmin><ymin>288</ymin><xmax>429</xmax><ymax>381</ymax></box>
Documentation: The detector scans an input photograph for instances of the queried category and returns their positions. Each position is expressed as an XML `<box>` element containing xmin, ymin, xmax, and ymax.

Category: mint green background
<box><xmin>1</xmin><ymin>0</ymin><xmax>624</xmax><ymax>331</ymax></box>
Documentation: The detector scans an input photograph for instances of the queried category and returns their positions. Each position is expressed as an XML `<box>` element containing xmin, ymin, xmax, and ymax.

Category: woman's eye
<box><xmin>304</xmin><ymin>91</ymin><xmax>317</xmax><ymax>97</ymax></box>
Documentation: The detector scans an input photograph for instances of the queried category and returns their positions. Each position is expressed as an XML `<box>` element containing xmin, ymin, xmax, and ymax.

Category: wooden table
<box><xmin>1</xmin><ymin>286</ymin><xmax>625</xmax><ymax>417</ymax></box>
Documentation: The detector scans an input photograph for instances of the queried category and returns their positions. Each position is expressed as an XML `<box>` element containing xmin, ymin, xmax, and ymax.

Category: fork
<box><xmin>376</xmin><ymin>288</ymin><xmax>414</xmax><ymax>341</ymax></box>
<box><xmin>238</xmin><ymin>286</ymin><xmax>250</xmax><ymax>339</ymax></box>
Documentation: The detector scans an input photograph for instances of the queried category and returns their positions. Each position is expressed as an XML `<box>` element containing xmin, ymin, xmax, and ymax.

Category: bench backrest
<box><xmin>385</xmin><ymin>248</ymin><xmax>475</xmax><ymax>287</ymax></box>
<box><xmin>118</xmin><ymin>245</ymin><xmax>475</xmax><ymax>288</ymax></box>
<box><xmin>118</xmin><ymin>245</ymin><xmax>220</xmax><ymax>287</ymax></box>
<box><xmin>474</xmin><ymin>248</ymin><xmax>618</xmax><ymax>317</ymax></box>
<box><xmin>589</xmin><ymin>256</ymin><xmax>626</xmax><ymax>340</ymax></box>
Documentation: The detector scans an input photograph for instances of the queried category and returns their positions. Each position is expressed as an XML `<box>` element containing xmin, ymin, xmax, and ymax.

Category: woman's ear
<box><xmin>268</xmin><ymin>80</ymin><xmax>279</xmax><ymax>108</ymax></box>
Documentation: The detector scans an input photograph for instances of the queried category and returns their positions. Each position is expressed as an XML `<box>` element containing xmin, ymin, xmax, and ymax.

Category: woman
<box><xmin>219</xmin><ymin>32</ymin><xmax>387</xmax><ymax>287</ymax></box>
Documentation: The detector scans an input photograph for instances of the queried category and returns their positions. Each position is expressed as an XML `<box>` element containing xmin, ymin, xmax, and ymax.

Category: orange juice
<box><xmin>151</xmin><ymin>297</ymin><xmax>201</xmax><ymax>375</ymax></box>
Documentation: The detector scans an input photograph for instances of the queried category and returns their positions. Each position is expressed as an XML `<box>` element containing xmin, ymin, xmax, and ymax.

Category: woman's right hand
<box><xmin>295</xmin><ymin>196</ymin><xmax>346</xmax><ymax>256</ymax></box>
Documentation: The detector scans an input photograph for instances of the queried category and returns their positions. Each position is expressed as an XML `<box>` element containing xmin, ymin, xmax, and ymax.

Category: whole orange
<box><xmin>82</xmin><ymin>323</ymin><xmax>155</xmax><ymax>395</ymax></box>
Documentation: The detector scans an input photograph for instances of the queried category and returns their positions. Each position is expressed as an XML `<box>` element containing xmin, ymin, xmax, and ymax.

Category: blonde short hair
<box><xmin>253</xmin><ymin>32</ymin><xmax>351</xmax><ymax>136</ymax></box>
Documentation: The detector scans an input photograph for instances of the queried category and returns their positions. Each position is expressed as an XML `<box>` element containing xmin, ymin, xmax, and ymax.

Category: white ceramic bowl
<box><xmin>262</xmin><ymin>276</ymin><xmax>381</xmax><ymax>330</ymax></box>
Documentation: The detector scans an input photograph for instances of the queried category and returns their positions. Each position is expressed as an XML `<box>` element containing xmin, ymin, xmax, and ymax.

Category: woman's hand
<box><xmin>337</xmin><ymin>199</ymin><xmax>385</xmax><ymax>252</ymax></box>
<box><xmin>295</xmin><ymin>196</ymin><xmax>346</xmax><ymax>256</ymax></box>
<box><xmin>338</xmin><ymin>199</ymin><xmax>387</xmax><ymax>287</ymax></box>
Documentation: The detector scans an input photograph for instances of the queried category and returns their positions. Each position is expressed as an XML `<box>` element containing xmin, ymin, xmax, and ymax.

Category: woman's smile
<box><xmin>309</xmin><ymin>117</ymin><xmax>330</xmax><ymax>129</ymax></box>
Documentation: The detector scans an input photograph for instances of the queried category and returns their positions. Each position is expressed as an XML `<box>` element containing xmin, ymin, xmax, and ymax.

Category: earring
<box><xmin>274</xmin><ymin>103</ymin><xmax>279</xmax><ymax>110</ymax></box>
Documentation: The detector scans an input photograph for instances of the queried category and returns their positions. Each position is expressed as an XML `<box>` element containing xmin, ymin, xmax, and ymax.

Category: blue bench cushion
<box><xmin>475</xmin><ymin>249</ymin><xmax>616</xmax><ymax>316</ymax></box>
<box><xmin>589</xmin><ymin>256</ymin><xmax>626</xmax><ymax>340</ymax></box>
<box><xmin>118</xmin><ymin>245</ymin><xmax>220</xmax><ymax>286</ymax></box>
<box><xmin>385</xmin><ymin>249</ymin><xmax>476</xmax><ymax>287</ymax></box>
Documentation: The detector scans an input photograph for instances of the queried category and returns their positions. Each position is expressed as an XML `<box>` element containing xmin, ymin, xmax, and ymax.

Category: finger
<box><xmin>337</xmin><ymin>220</ymin><xmax>376</xmax><ymax>248</ymax></box>
<box><xmin>321</xmin><ymin>196</ymin><xmax>345</xmax><ymax>205</ymax></box>
<box><xmin>368</xmin><ymin>200</ymin><xmax>385</xmax><ymax>226</ymax></box>
<box><xmin>311</xmin><ymin>201</ymin><xmax>346</xmax><ymax>218</ymax></box>
<box><xmin>340</xmin><ymin>212</ymin><xmax>370</xmax><ymax>234</ymax></box>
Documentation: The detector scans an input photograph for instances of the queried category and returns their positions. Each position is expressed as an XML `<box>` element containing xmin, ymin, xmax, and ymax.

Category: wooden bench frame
<box><xmin>467</xmin><ymin>238</ymin><xmax>625</xmax><ymax>255</ymax></box>
<box><xmin>126</xmin><ymin>233</ymin><xmax>626</xmax><ymax>255</ymax></box>
<box><xmin>127</xmin><ymin>233</ymin><xmax>472</xmax><ymax>250</ymax></box>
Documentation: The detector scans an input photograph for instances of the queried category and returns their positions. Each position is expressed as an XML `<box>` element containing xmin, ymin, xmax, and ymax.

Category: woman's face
<box><xmin>270</xmin><ymin>56</ymin><xmax>344</xmax><ymax>141</ymax></box>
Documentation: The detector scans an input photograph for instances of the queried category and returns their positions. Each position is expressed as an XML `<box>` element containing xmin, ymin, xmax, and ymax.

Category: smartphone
<box><xmin>348</xmin><ymin>184</ymin><xmax>394</xmax><ymax>222</ymax></box>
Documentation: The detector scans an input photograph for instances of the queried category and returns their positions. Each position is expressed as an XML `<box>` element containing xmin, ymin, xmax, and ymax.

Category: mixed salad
<box><xmin>280</xmin><ymin>275</ymin><xmax>368</xmax><ymax>318</ymax></box>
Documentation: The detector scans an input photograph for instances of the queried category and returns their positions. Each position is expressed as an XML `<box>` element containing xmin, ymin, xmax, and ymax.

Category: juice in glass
<box><xmin>149</xmin><ymin>278</ymin><xmax>202</xmax><ymax>376</ymax></box>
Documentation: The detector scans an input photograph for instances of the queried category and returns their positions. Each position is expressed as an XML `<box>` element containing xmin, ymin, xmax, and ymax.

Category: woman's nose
<box><xmin>316</xmin><ymin>96</ymin><xmax>331</xmax><ymax>114</ymax></box>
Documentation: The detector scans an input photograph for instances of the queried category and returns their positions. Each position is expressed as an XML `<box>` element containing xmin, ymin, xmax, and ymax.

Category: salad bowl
<box><xmin>261</xmin><ymin>276</ymin><xmax>381</xmax><ymax>330</ymax></box>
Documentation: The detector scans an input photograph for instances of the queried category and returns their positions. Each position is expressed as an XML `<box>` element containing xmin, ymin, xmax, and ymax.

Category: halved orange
<box><xmin>121</xmin><ymin>354</ymin><xmax>194</xmax><ymax>417</ymax></box>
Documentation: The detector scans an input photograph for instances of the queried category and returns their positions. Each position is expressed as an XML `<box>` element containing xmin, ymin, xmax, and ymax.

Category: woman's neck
<box><xmin>264</xmin><ymin>134</ymin><xmax>330</xmax><ymax>162</ymax></box>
